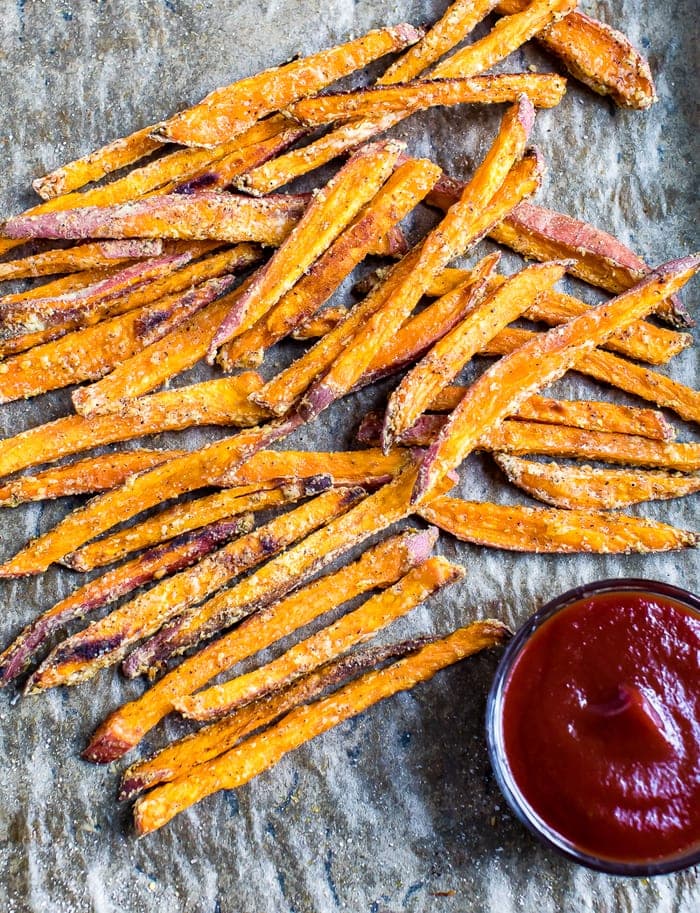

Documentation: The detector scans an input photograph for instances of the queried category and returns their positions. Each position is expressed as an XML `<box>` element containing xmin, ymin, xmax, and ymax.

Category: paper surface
<box><xmin>0</xmin><ymin>1</ymin><xmax>698</xmax><ymax>911</ymax></box>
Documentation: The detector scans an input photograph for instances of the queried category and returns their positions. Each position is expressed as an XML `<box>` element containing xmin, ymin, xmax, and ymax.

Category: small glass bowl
<box><xmin>485</xmin><ymin>577</ymin><xmax>700</xmax><ymax>876</ymax></box>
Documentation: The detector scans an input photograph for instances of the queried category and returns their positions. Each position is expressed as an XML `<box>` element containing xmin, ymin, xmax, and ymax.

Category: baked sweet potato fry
<box><xmin>290</xmin><ymin>307</ymin><xmax>348</xmax><ymax>340</ymax></box>
<box><xmin>418</xmin><ymin>495</ymin><xmax>699</xmax><ymax>552</ymax></box>
<box><xmin>382</xmin><ymin>260</ymin><xmax>568</xmax><ymax>451</ymax></box>
<box><xmin>413</xmin><ymin>255</ymin><xmax>700</xmax><ymax>502</ymax></box>
<box><xmin>493</xmin><ymin>454</ymin><xmax>700</xmax><ymax>511</ymax></box>
<box><xmin>494</xmin><ymin>1</ymin><xmax>656</xmax><ymax>109</ymax></box>
<box><xmin>119</xmin><ymin>637</ymin><xmax>433</xmax><ymax>799</ymax></box>
<box><xmin>26</xmin><ymin>485</ymin><xmax>356</xmax><ymax>692</ymax></box>
<box><xmin>178</xmin><ymin>556</ymin><xmax>463</xmax><ymax>721</ymax></box>
<box><xmin>0</xmin><ymin>240</ymin><xmax>163</xmax><ymax>282</ymax></box>
<box><xmin>132</xmin><ymin>620</ymin><xmax>509</xmax><ymax>835</ymax></box>
<box><xmin>90</xmin><ymin>528</ymin><xmax>437</xmax><ymax>764</ymax></box>
<box><xmin>432</xmin><ymin>0</ymin><xmax>576</xmax><ymax>79</ymax></box>
<box><xmin>208</xmin><ymin>140</ymin><xmax>404</xmax><ymax>354</ymax></box>
<box><xmin>0</xmin><ymin>514</ymin><xmax>254</xmax><ymax>687</ymax></box>
<box><xmin>216</xmin><ymin>157</ymin><xmax>442</xmax><ymax>369</ymax></box>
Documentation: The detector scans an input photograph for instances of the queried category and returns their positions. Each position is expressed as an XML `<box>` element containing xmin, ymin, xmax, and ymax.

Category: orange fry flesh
<box><xmin>494</xmin><ymin>454</ymin><xmax>700</xmax><ymax>511</ymax></box>
<box><xmin>132</xmin><ymin>620</ymin><xmax>509</xmax><ymax>835</ymax></box>
<box><xmin>291</xmin><ymin>306</ymin><xmax>349</xmax><ymax>339</ymax></box>
<box><xmin>0</xmin><ymin>240</ymin><xmax>163</xmax><ymax>282</ymax></box>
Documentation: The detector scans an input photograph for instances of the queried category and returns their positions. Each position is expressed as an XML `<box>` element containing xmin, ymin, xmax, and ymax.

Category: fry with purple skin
<box><xmin>0</xmin><ymin>514</ymin><xmax>254</xmax><ymax>687</ymax></box>
<box><xmin>0</xmin><ymin>240</ymin><xmax>164</xmax><ymax>282</ymax></box>
<box><xmin>87</xmin><ymin>527</ymin><xmax>437</xmax><ymax>765</ymax></box>
<box><xmin>413</xmin><ymin>255</ymin><xmax>700</xmax><ymax>503</ymax></box>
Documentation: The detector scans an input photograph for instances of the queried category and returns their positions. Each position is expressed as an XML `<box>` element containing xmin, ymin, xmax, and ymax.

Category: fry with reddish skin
<box><xmin>383</xmin><ymin>261</ymin><xmax>568</xmax><ymax>451</ymax></box>
<box><xmin>0</xmin><ymin>376</ymin><xmax>266</xmax><ymax>480</ymax></box>
<box><xmin>1</xmin><ymin>192</ymin><xmax>309</xmax><ymax>246</ymax></box>
<box><xmin>177</xmin><ymin>556</ymin><xmax>463</xmax><ymax>721</ymax></box>
<box><xmin>0</xmin><ymin>450</ymin><xmax>186</xmax><ymax>507</ymax></box>
<box><xmin>432</xmin><ymin>0</ymin><xmax>577</xmax><ymax>79</ymax></box>
<box><xmin>151</xmin><ymin>24</ymin><xmax>423</xmax><ymax>147</ymax></box>
<box><xmin>26</xmin><ymin>485</ymin><xmax>357</xmax><ymax>692</ymax></box>
<box><xmin>0</xmin><ymin>514</ymin><xmax>255</xmax><ymax>687</ymax></box>
<box><xmin>91</xmin><ymin>528</ymin><xmax>436</xmax><ymax>764</ymax></box>
<box><xmin>216</xmin><ymin>157</ymin><xmax>442</xmax><ymax>369</ymax></box>
<box><xmin>64</xmin><ymin>478</ymin><xmax>330</xmax><ymax>572</ymax></box>
<box><xmin>0</xmin><ymin>420</ymin><xmax>298</xmax><ymax>577</ymax></box>
<box><xmin>0</xmin><ymin>240</ymin><xmax>164</xmax><ymax>281</ymax></box>
<box><xmin>418</xmin><ymin>496</ymin><xmax>699</xmax><ymax>553</ymax></box>
<box><xmin>493</xmin><ymin>454</ymin><xmax>700</xmax><ymax>511</ymax></box>
<box><xmin>132</xmin><ymin>620</ymin><xmax>508</xmax><ymax>835</ymax></box>
<box><xmin>208</xmin><ymin>140</ymin><xmax>404</xmax><ymax>356</ymax></box>
<box><xmin>290</xmin><ymin>306</ymin><xmax>349</xmax><ymax>340</ymax></box>
<box><xmin>494</xmin><ymin>1</ymin><xmax>656</xmax><ymax>109</ymax></box>
<box><xmin>413</xmin><ymin>255</ymin><xmax>700</xmax><ymax>502</ymax></box>
<box><xmin>119</xmin><ymin>637</ymin><xmax>433</xmax><ymax>799</ymax></box>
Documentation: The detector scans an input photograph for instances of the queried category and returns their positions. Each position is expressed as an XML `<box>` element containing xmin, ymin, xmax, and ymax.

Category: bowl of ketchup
<box><xmin>486</xmin><ymin>578</ymin><xmax>700</xmax><ymax>875</ymax></box>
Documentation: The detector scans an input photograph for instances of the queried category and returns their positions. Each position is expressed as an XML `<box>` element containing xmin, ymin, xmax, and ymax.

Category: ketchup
<box><xmin>499</xmin><ymin>589</ymin><xmax>700</xmax><ymax>864</ymax></box>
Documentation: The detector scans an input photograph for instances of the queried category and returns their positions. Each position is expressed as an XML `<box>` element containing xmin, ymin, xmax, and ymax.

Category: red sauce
<box><xmin>501</xmin><ymin>590</ymin><xmax>700</xmax><ymax>863</ymax></box>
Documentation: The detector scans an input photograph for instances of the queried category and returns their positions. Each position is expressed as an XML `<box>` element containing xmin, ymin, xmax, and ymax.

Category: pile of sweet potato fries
<box><xmin>0</xmin><ymin>1</ymin><xmax>697</xmax><ymax>836</ymax></box>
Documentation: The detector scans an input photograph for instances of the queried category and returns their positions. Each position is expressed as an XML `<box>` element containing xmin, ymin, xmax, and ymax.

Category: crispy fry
<box><xmin>152</xmin><ymin>24</ymin><xmax>423</xmax><ymax>147</ymax></box>
<box><xmin>493</xmin><ymin>454</ymin><xmax>700</xmax><ymax>511</ymax></box>
<box><xmin>0</xmin><ymin>240</ymin><xmax>163</xmax><ymax>281</ymax></box>
<box><xmin>0</xmin><ymin>449</ymin><xmax>186</xmax><ymax>507</ymax></box>
<box><xmin>0</xmin><ymin>376</ymin><xmax>265</xmax><ymax>480</ymax></box>
<box><xmin>208</xmin><ymin>141</ymin><xmax>404</xmax><ymax>355</ymax></box>
<box><xmin>216</xmin><ymin>157</ymin><xmax>442</xmax><ymax>369</ymax></box>
<box><xmin>291</xmin><ymin>306</ymin><xmax>349</xmax><ymax>340</ymax></box>
<box><xmin>119</xmin><ymin>638</ymin><xmax>433</xmax><ymax>799</ymax></box>
<box><xmin>413</xmin><ymin>255</ymin><xmax>700</xmax><ymax>502</ymax></box>
<box><xmin>383</xmin><ymin>261</ymin><xmax>568</xmax><ymax>451</ymax></box>
<box><xmin>26</xmin><ymin>485</ymin><xmax>358</xmax><ymax>691</ymax></box>
<box><xmin>132</xmin><ymin>620</ymin><xmax>509</xmax><ymax>835</ymax></box>
<box><xmin>418</xmin><ymin>495</ymin><xmax>699</xmax><ymax>552</ymax></box>
<box><xmin>494</xmin><ymin>1</ymin><xmax>656</xmax><ymax>109</ymax></box>
<box><xmin>0</xmin><ymin>421</ymin><xmax>298</xmax><ymax>577</ymax></box>
<box><xmin>0</xmin><ymin>514</ymin><xmax>254</xmax><ymax>687</ymax></box>
<box><xmin>91</xmin><ymin>528</ymin><xmax>437</xmax><ymax>764</ymax></box>
<box><xmin>432</xmin><ymin>0</ymin><xmax>577</xmax><ymax>79</ymax></box>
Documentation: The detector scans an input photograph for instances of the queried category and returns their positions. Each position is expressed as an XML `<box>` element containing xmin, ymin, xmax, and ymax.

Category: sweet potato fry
<box><xmin>0</xmin><ymin>240</ymin><xmax>164</xmax><ymax>282</ymax></box>
<box><xmin>418</xmin><ymin>495</ymin><xmax>699</xmax><ymax>552</ymax></box>
<box><xmin>132</xmin><ymin>620</ymin><xmax>508</xmax><ymax>835</ymax></box>
<box><xmin>0</xmin><ymin>375</ymin><xmax>266</xmax><ymax>480</ymax></box>
<box><xmin>494</xmin><ymin>1</ymin><xmax>656</xmax><ymax>109</ymax></box>
<box><xmin>91</xmin><ymin>528</ymin><xmax>437</xmax><ymax>764</ymax></box>
<box><xmin>382</xmin><ymin>260</ymin><xmax>568</xmax><ymax>451</ymax></box>
<box><xmin>64</xmin><ymin>478</ymin><xmax>330</xmax><ymax>572</ymax></box>
<box><xmin>290</xmin><ymin>306</ymin><xmax>349</xmax><ymax>340</ymax></box>
<box><xmin>119</xmin><ymin>637</ymin><xmax>433</xmax><ymax>799</ymax></box>
<box><xmin>493</xmin><ymin>454</ymin><xmax>700</xmax><ymax>511</ymax></box>
<box><xmin>0</xmin><ymin>420</ymin><xmax>298</xmax><ymax>577</ymax></box>
<box><xmin>0</xmin><ymin>514</ymin><xmax>254</xmax><ymax>687</ymax></box>
<box><xmin>0</xmin><ymin>449</ymin><xmax>186</xmax><ymax>507</ymax></box>
<box><xmin>26</xmin><ymin>485</ymin><xmax>358</xmax><ymax>691</ymax></box>
<box><xmin>208</xmin><ymin>140</ymin><xmax>404</xmax><ymax>355</ymax></box>
<box><xmin>152</xmin><ymin>24</ymin><xmax>423</xmax><ymax>147</ymax></box>
<box><xmin>216</xmin><ymin>157</ymin><xmax>442</xmax><ymax>370</ymax></box>
<box><xmin>432</xmin><ymin>0</ymin><xmax>577</xmax><ymax>79</ymax></box>
<box><xmin>177</xmin><ymin>556</ymin><xmax>463</xmax><ymax>721</ymax></box>
<box><xmin>413</xmin><ymin>255</ymin><xmax>700</xmax><ymax>502</ymax></box>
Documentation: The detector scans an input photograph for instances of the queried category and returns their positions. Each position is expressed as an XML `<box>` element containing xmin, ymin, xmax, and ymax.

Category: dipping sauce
<box><xmin>488</xmin><ymin>581</ymin><xmax>700</xmax><ymax>873</ymax></box>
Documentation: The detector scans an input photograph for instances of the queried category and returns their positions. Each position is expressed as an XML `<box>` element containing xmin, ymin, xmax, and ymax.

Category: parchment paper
<box><xmin>0</xmin><ymin>2</ymin><xmax>698</xmax><ymax>911</ymax></box>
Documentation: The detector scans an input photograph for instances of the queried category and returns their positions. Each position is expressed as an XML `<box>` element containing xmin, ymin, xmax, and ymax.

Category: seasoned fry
<box><xmin>0</xmin><ymin>240</ymin><xmax>164</xmax><ymax>282</ymax></box>
<box><xmin>0</xmin><ymin>449</ymin><xmax>186</xmax><ymax>507</ymax></box>
<box><xmin>177</xmin><ymin>556</ymin><xmax>463</xmax><ymax>721</ymax></box>
<box><xmin>418</xmin><ymin>495</ymin><xmax>699</xmax><ymax>553</ymax></box>
<box><xmin>413</xmin><ymin>255</ymin><xmax>700</xmax><ymax>502</ymax></box>
<box><xmin>119</xmin><ymin>638</ymin><xmax>433</xmax><ymax>799</ymax></box>
<box><xmin>0</xmin><ymin>420</ymin><xmax>298</xmax><ymax>577</ymax></box>
<box><xmin>494</xmin><ymin>1</ymin><xmax>656</xmax><ymax>109</ymax></box>
<box><xmin>383</xmin><ymin>261</ymin><xmax>568</xmax><ymax>451</ymax></box>
<box><xmin>493</xmin><ymin>454</ymin><xmax>700</xmax><ymax>511</ymax></box>
<box><xmin>132</xmin><ymin>620</ymin><xmax>509</xmax><ymax>835</ymax></box>
<box><xmin>0</xmin><ymin>376</ymin><xmax>265</xmax><ymax>480</ymax></box>
<box><xmin>152</xmin><ymin>24</ymin><xmax>423</xmax><ymax>147</ymax></box>
<box><xmin>216</xmin><ymin>157</ymin><xmax>442</xmax><ymax>369</ymax></box>
<box><xmin>291</xmin><ymin>306</ymin><xmax>349</xmax><ymax>340</ymax></box>
<box><xmin>26</xmin><ymin>486</ymin><xmax>358</xmax><ymax>691</ymax></box>
<box><xmin>432</xmin><ymin>0</ymin><xmax>577</xmax><ymax>79</ymax></box>
<box><xmin>90</xmin><ymin>528</ymin><xmax>437</xmax><ymax>764</ymax></box>
<box><xmin>0</xmin><ymin>514</ymin><xmax>254</xmax><ymax>687</ymax></box>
